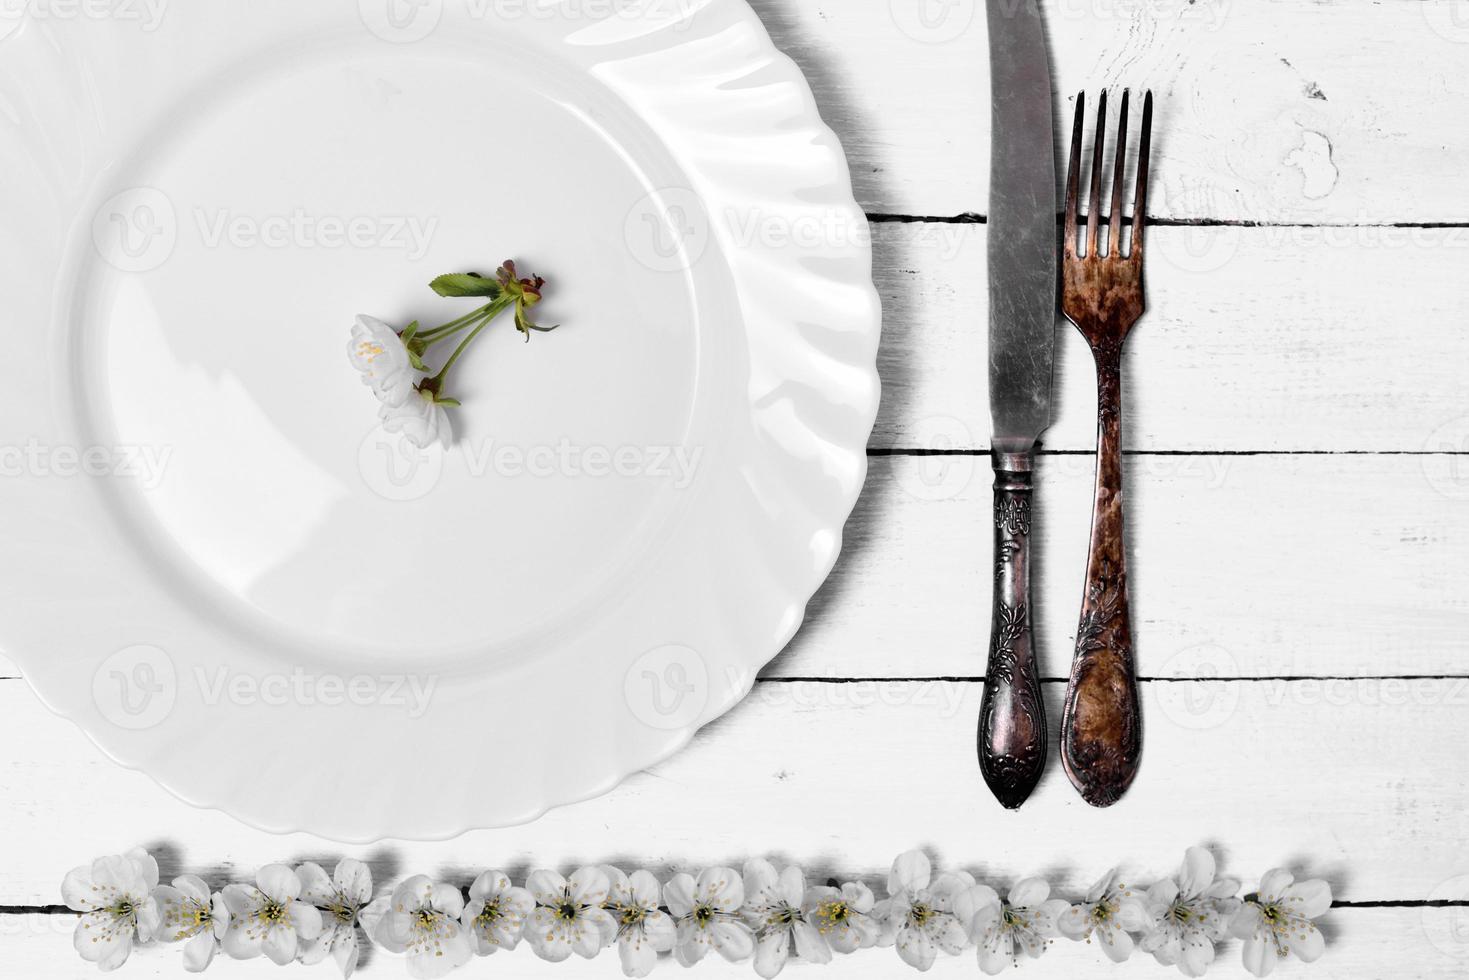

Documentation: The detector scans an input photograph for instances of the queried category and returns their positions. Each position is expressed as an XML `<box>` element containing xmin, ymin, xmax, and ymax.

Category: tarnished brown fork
<box><xmin>1059</xmin><ymin>90</ymin><xmax>1153</xmax><ymax>807</ymax></box>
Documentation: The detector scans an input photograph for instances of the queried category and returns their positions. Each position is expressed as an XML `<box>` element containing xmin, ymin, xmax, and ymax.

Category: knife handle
<box><xmin>978</xmin><ymin>448</ymin><xmax>1047</xmax><ymax>809</ymax></box>
<box><xmin>1060</xmin><ymin>350</ymin><xmax>1142</xmax><ymax>806</ymax></box>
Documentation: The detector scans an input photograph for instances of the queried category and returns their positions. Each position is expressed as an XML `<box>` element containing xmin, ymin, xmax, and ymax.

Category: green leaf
<box><xmin>408</xmin><ymin>351</ymin><xmax>427</xmax><ymax>371</ymax></box>
<box><xmin>430</xmin><ymin>273</ymin><xmax>503</xmax><ymax>299</ymax></box>
<box><xmin>400</xmin><ymin>320</ymin><xmax>420</xmax><ymax>343</ymax></box>
<box><xmin>435</xmin><ymin>397</ymin><xmax>462</xmax><ymax>408</ymax></box>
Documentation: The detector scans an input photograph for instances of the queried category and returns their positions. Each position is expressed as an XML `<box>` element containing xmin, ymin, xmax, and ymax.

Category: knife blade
<box><xmin>977</xmin><ymin>0</ymin><xmax>1057</xmax><ymax>810</ymax></box>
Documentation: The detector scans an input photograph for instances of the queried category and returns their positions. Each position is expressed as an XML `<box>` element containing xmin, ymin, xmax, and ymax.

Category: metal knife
<box><xmin>977</xmin><ymin>0</ymin><xmax>1058</xmax><ymax>810</ymax></box>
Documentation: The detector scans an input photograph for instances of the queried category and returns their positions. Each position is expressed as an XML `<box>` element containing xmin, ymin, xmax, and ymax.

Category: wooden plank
<box><xmin>759</xmin><ymin>0</ymin><xmax>1469</xmax><ymax>222</ymax></box>
<box><xmin>2</xmin><ymin>679</ymin><xmax>1466</xmax><ymax>906</ymax></box>
<box><xmin>870</xmin><ymin>222</ymin><xmax>1469</xmax><ymax>452</ymax></box>
<box><xmin>4</xmin><ymin>906</ymin><xmax>1466</xmax><ymax>978</ymax></box>
<box><xmin>787</xmin><ymin>452</ymin><xmax>1469</xmax><ymax>679</ymax></box>
<box><xmin>3</xmin><ymin>454</ymin><xmax>1465</xmax><ymax>685</ymax></box>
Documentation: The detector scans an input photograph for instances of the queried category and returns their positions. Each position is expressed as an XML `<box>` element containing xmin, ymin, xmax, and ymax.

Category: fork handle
<box><xmin>978</xmin><ymin>448</ymin><xmax>1047</xmax><ymax>809</ymax></box>
<box><xmin>1060</xmin><ymin>346</ymin><xmax>1142</xmax><ymax>806</ymax></box>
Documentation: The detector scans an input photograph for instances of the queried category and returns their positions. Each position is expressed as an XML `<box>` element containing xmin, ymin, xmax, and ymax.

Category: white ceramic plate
<box><xmin>0</xmin><ymin>0</ymin><xmax>879</xmax><ymax>839</ymax></box>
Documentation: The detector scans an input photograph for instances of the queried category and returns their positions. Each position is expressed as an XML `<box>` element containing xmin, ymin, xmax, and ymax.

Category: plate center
<box><xmin>78</xmin><ymin>41</ymin><xmax>709</xmax><ymax>663</ymax></box>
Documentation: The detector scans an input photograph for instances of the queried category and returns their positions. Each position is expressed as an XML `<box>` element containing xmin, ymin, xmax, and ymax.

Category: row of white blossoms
<box><xmin>63</xmin><ymin>846</ymin><xmax>1329</xmax><ymax>979</ymax></box>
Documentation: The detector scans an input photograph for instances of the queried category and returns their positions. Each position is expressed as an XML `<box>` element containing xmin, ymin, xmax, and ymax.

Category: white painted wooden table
<box><xmin>5</xmin><ymin>2</ymin><xmax>1469</xmax><ymax>977</ymax></box>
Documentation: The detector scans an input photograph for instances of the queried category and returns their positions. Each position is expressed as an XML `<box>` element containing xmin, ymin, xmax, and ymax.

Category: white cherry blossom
<box><xmin>221</xmin><ymin>864</ymin><xmax>323</xmax><ymax>966</ymax></box>
<box><xmin>873</xmin><ymin>851</ymin><xmax>972</xmax><ymax>971</ymax></box>
<box><xmin>959</xmin><ymin>878</ymin><xmax>1068</xmax><ymax>975</ymax></box>
<box><xmin>741</xmin><ymin>861</ymin><xmax>831</xmax><ymax>978</ymax></box>
<box><xmin>601</xmin><ymin>866</ymin><xmax>676</xmax><ymax>977</ymax></box>
<box><xmin>525</xmin><ymin>867</ymin><xmax>617</xmax><ymax>962</ymax></box>
<box><xmin>664</xmin><ymin>867</ymin><xmax>754</xmax><ymax>967</ymax></box>
<box><xmin>1139</xmin><ymin>847</ymin><xmax>1242</xmax><ymax>977</ymax></box>
<box><xmin>297</xmin><ymin>859</ymin><xmax>374</xmax><ymax>978</ymax></box>
<box><xmin>363</xmin><ymin>875</ymin><xmax>471</xmax><ymax>978</ymax></box>
<box><xmin>1057</xmin><ymin>868</ymin><xmax>1149</xmax><ymax>962</ymax></box>
<box><xmin>62</xmin><ymin>848</ymin><xmax>161</xmax><ymax>972</ymax></box>
<box><xmin>154</xmin><ymin>874</ymin><xmax>227</xmax><ymax>973</ymax></box>
<box><xmin>1231</xmin><ymin>869</ymin><xmax>1331</xmax><ymax>977</ymax></box>
<box><xmin>461</xmin><ymin>870</ymin><xmax>534</xmax><ymax>956</ymax></box>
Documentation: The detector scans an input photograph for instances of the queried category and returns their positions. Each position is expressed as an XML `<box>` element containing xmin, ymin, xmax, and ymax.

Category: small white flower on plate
<box><xmin>741</xmin><ymin>860</ymin><xmax>831</xmax><ymax>978</ymax></box>
<box><xmin>1230</xmin><ymin>869</ymin><xmax>1331</xmax><ymax>977</ymax></box>
<box><xmin>220</xmin><ymin>864</ymin><xmax>323</xmax><ymax>966</ymax></box>
<box><xmin>525</xmin><ymin>867</ymin><xmax>618</xmax><ymax>962</ymax></box>
<box><xmin>664</xmin><ymin>867</ymin><xmax>754</xmax><ymax>967</ymax></box>
<box><xmin>872</xmin><ymin>850</ymin><xmax>973</xmax><ymax>971</ymax></box>
<box><xmin>959</xmin><ymin>878</ymin><xmax>1068</xmax><ymax>975</ymax></box>
<box><xmin>460</xmin><ymin>870</ymin><xmax>534</xmax><ymax>956</ymax></box>
<box><xmin>380</xmin><ymin>389</ymin><xmax>454</xmax><ymax>450</ymax></box>
<box><xmin>363</xmin><ymin>875</ymin><xmax>471</xmax><ymax>978</ymax></box>
<box><xmin>296</xmin><ymin>858</ymin><xmax>374</xmax><ymax>978</ymax></box>
<box><xmin>1139</xmin><ymin>847</ymin><xmax>1242</xmax><ymax>977</ymax></box>
<box><xmin>805</xmin><ymin>881</ymin><xmax>880</xmax><ymax>954</ymax></box>
<box><xmin>600</xmin><ymin>866</ymin><xmax>676</xmax><ymax>977</ymax></box>
<box><xmin>1057</xmin><ymin>867</ymin><xmax>1148</xmax><ymax>962</ymax></box>
<box><xmin>348</xmin><ymin>314</ymin><xmax>421</xmax><ymax>408</ymax></box>
<box><xmin>154</xmin><ymin>874</ymin><xmax>227</xmax><ymax>973</ymax></box>
<box><xmin>61</xmin><ymin>848</ymin><xmax>161</xmax><ymax>972</ymax></box>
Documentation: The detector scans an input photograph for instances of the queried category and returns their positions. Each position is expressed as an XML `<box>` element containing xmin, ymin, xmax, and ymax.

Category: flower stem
<box><xmin>416</xmin><ymin>305</ymin><xmax>497</xmax><ymax>345</ymax></box>
<box><xmin>422</xmin><ymin>296</ymin><xmax>513</xmax><ymax>395</ymax></box>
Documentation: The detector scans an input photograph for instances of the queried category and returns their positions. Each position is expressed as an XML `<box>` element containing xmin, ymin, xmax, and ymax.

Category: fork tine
<box><xmin>1064</xmin><ymin>92</ymin><xmax>1084</xmax><ymax>257</ymax></box>
<box><xmin>1131</xmin><ymin>90</ymin><xmax>1153</xmax><ymax>261</ymax></box>
<box><xmin>1108</xmin><ymin>90</ymin><xmax>1129</xmax><ymax>258</ymax></box>
<box><xmin>1086</xmin><ymin>90</ymin><xmax>1107</xmax><ymax>257</ymax></box>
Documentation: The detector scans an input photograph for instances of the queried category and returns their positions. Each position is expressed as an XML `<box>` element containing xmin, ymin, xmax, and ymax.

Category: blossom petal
<box><xmin>954</xmin><ymin>885</ymin><xmax>1000</xmax><ymax>934</ymax></box>
<box><xmin>1293</xmin><ymin>923</ymin><xmax>1326</xmax><ymax>963</ymax></box>
<box><xmin>567</xmin><ymin>866</ymin><xmax>610</xmax><ymax>907</ymax></box>
<box><xmin>628</xmin><ymin>870</ymin><xmax>662</xmax><ymax>912</ymax></box>
<box><xmin>895</xmin><ymin>927</ymin><xmax>936</xmax><ymax>971</ymax></box>
<box><xmin>73</xmin><ymin>910</ymin><xmax>135</xmax><ymax>970</ymax></box>
<box><xmin>1258</xmin><ymin>869</ymin><xmax>1293</xmax><ymax>904</ymax></box>
<box><xmin>1286</xmin><ymin>878</ymin><xmax>1332</xmax><ymax>919</ymax></box>
<box><xmin>290</xmin><ymin>901</ymin><xmax>323</xmax><ymax>940</ymax></box>
<box><xmin>1056</xmin><ymin>904</ymin><xmax>1090</xmax><ymax>940</ymax></box>
<box><xmin>890</xmin><ymin>851</ymin><xmax>931</xmax><ymax>896</ymax></box>
<box><xmin>753</xmin><ymin>930</ymin><xmax>791</xmax><ymax>979</ymax></box>
<box><xmin>335</xmin><ymin>859</ymin><xmax>374</xmax><ymax>906</ymax></box>
<box><xmin>697</xmin><ymin>867</ymin><xmax>744</xmax><ymax>912</ymax></box>
<box><xmin>1179</xmin><ymin>933</ymin><xmax>1217</xmax><ymax>977</ymax></box>
<box><xmin>1088</xmin><ymin>869</ymin><xmax>1118</xmax><ymax>904</ymax></box>
<box><xmin>296</xmin><ymin>863</ymin><xmax>334</xmax><ymax>907</ymax></box>
<box><xmin>977</xmin><ymin>932</ymin><xmax>1013</xmax><ymax>976</ymax></box>
<box><xmin>1241</xmin><ymin>934</ymin><xmax>1276</xmax><ymax>977</ymax></box>
<box><xmin>1179</xmin><ymin>848</ymin><xmax>1216</xmax><ymax>898</ymax></box>
<box><xmin>126</xmin><ymin>849</ymin><xmax>160</xmax><ymax>892</ymax></box>
<box><xmin>182</xmin><ymin>929</ymin><xmax>217</xmax><ymax>973</ymax></box>
<box><xmin>930</xmin><ymin>913</ymin><xmax>969</xmax><ymax>956</ymax></box>
<box><xmin>1008</xmin><ymin>877</ymin><xmax>1050</xmax><ymax>909</ymax></box>
<box><xmin>793</xmin><ymin>919</ymin><xmax>832</xmax><ymax>965</ymax></box>
<box><xmin>663</xmin><ymin>875</ymin><xmax>695</xmax><ymax>919</ymax></box>
<box><xmin>711</xmin><ymin>919</ymin><xmax>754</xmax><ymax>961</ymax></box>
<box><xmin>469</xmin><ymin>870</ymin><xmax>511</xmax><ymax>903</ymax></box>
<box><xmin>743</xmin><ymin>859</ymin><xmax>779</xmax><ymax>903</ymax></box>
<box><xmin>261</xmin><ymin>924</ymin><xmax>298</xmax><ymax>966</ymax></box>
<box><xmin>620</xmin><ymin>929</ymin><xmax>659</xmax><ymax>978</ymax></box>
<box><xmin>1098</xmin><ymin>924</ymin><xmax>1135</xmax><ymax>963</ymax></box>
<box><xmin>429</xmin><ymin>881</ymin><xmax>464</xmax><ymax>920</ymax></box>
<box><xmin>777</xmin><ymin>866</ymin><xmax>806</xmax><ymax>909</ymax></box>
<box><xmin>527</xmin><ymin>870</ymin><xmax>568</xmax><ymax>906</ymax></box>
<box><xmin>255</xmin><ymin>864</ymin><xmax>300</xmax><ymax>904</ymax></box>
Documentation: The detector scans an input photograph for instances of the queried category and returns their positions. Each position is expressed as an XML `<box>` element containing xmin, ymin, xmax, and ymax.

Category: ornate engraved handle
<box><xmin>978</xmin><ymin>449</ymin><xmax>1047</xmax><ymax>809</ymax></box>
<box><xmin>1060</xmin><ymin>348</ymin><xmax>1142</xmax><ymax>806</ymax></box>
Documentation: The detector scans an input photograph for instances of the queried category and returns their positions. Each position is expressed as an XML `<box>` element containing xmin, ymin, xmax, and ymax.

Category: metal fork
<box><xmin>1058</xmin><ymin>90</ymin><xmax>1153</xmax><ymax>807</ymax></box>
